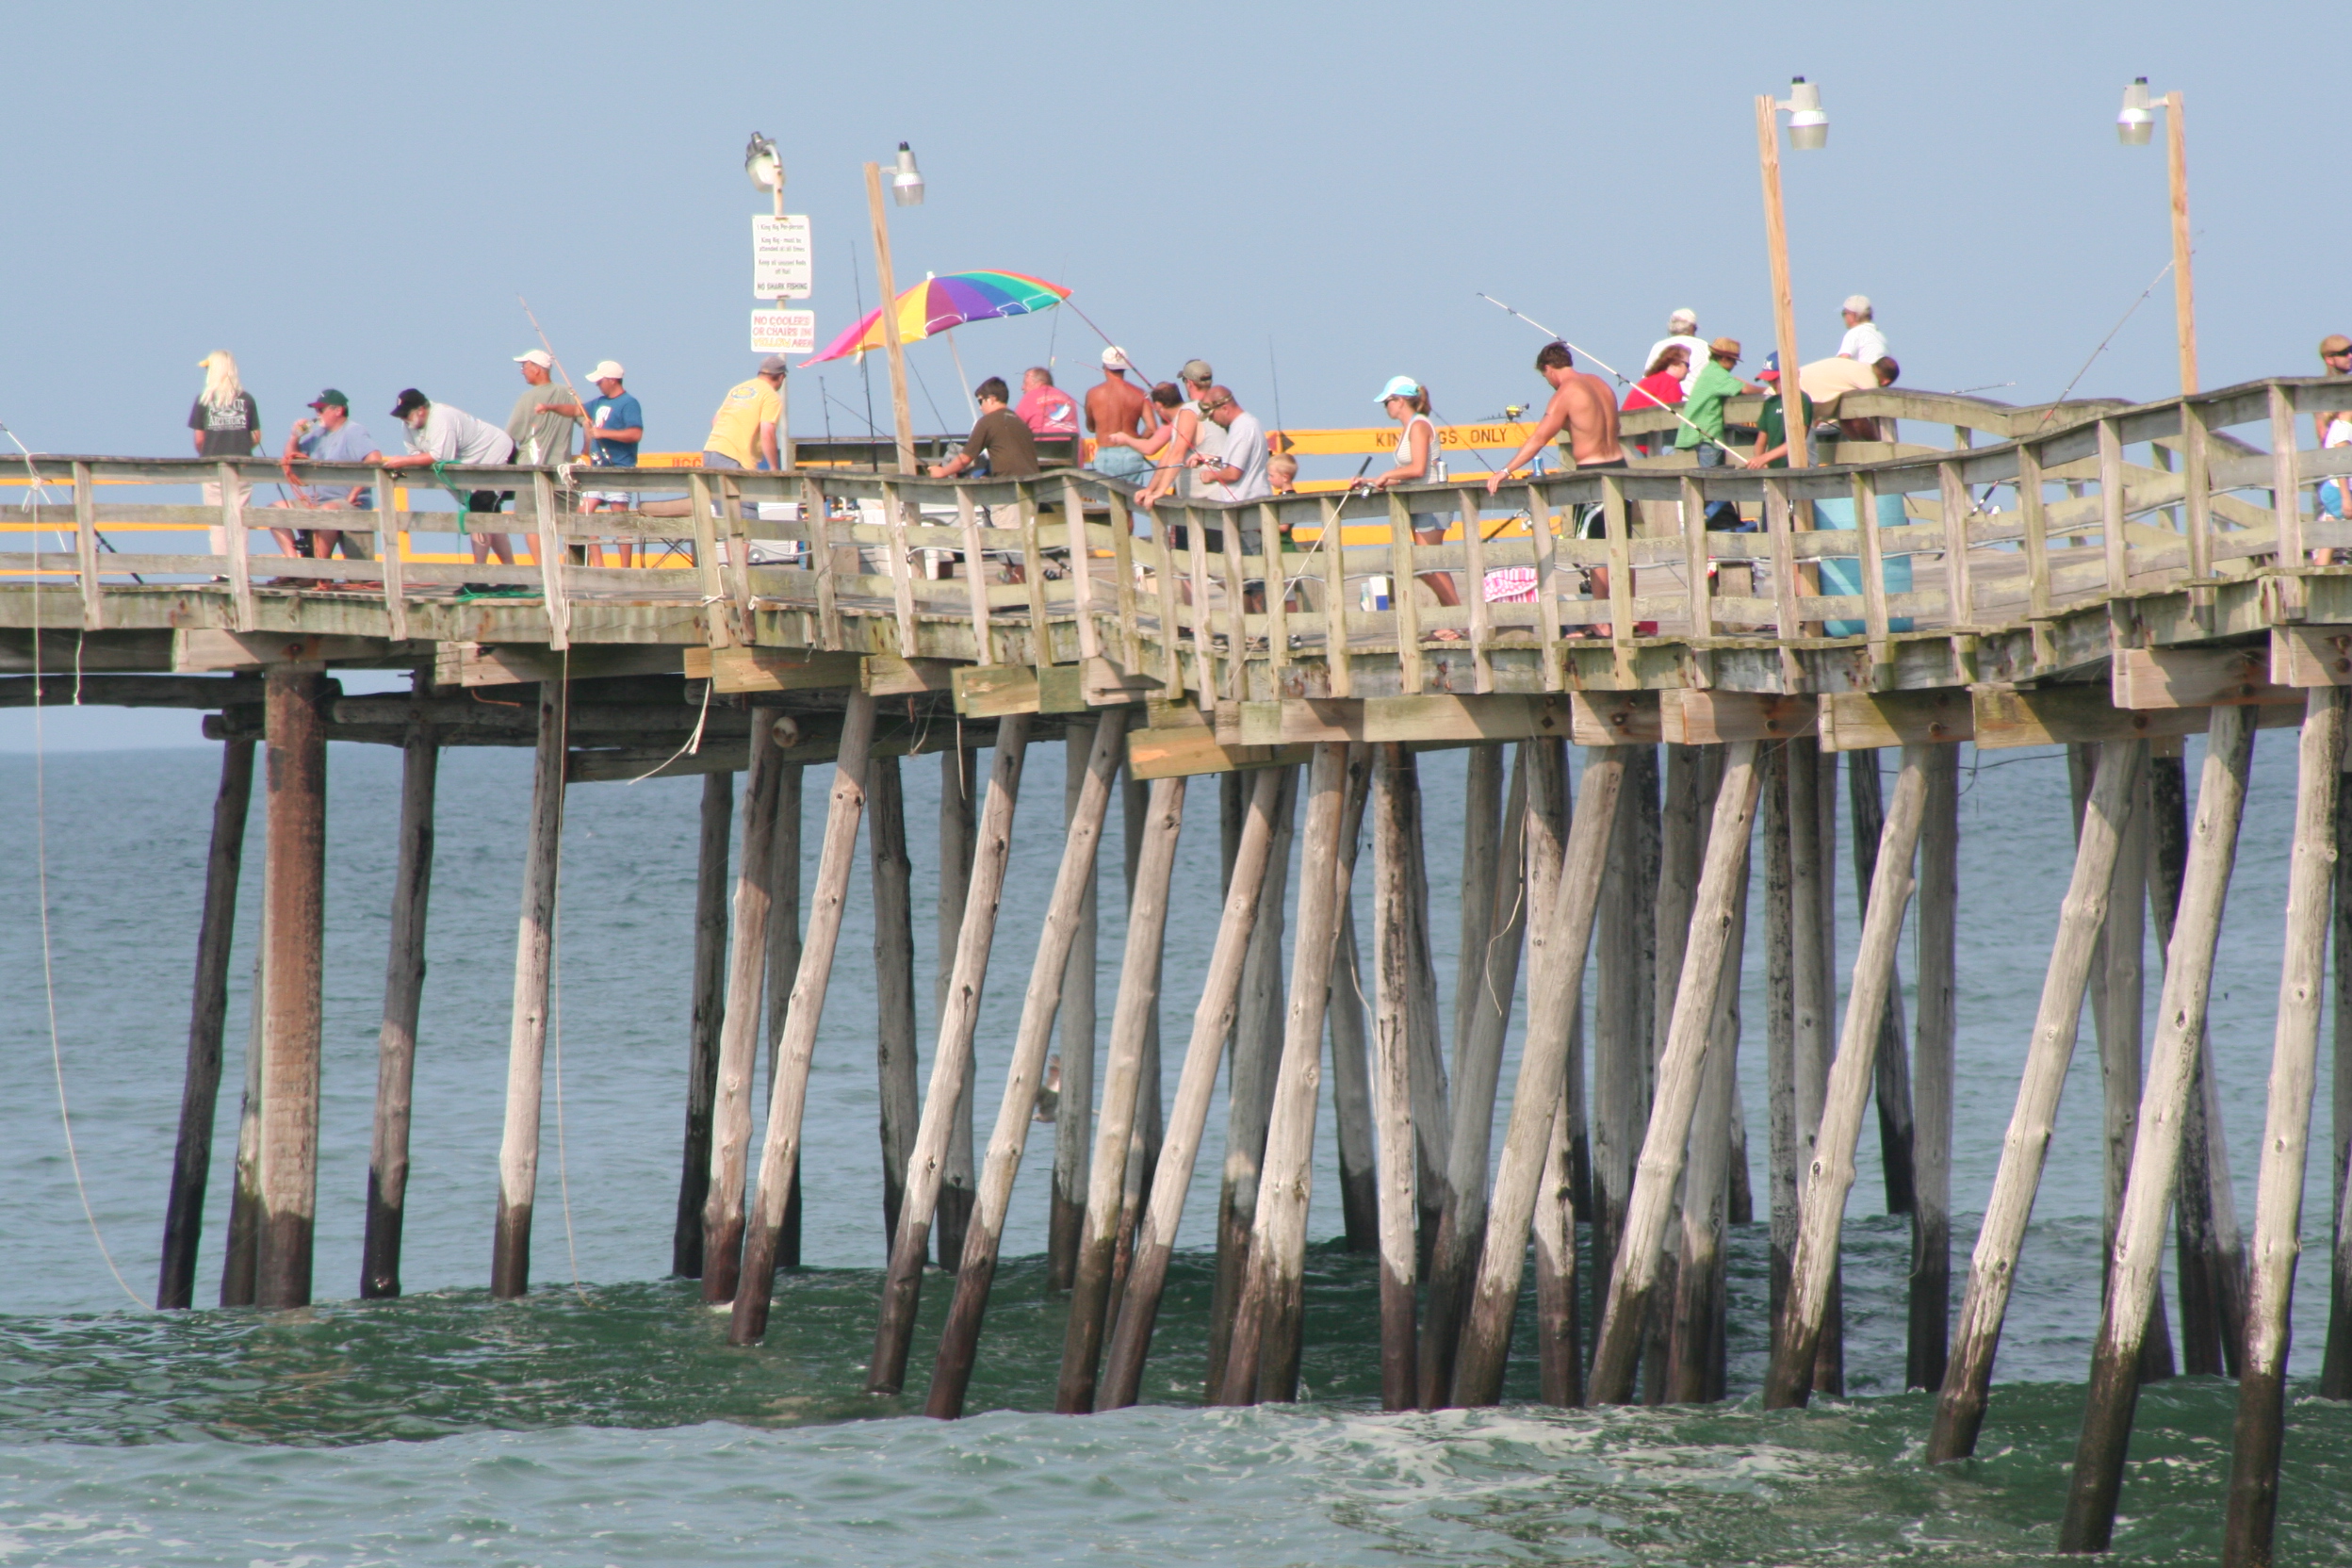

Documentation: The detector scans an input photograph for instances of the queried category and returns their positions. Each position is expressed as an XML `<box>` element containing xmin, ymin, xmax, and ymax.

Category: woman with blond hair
<box><xmin>190</xmin><ymin>351</ymin><xmax>261</xmax><ymax>556</ymax></box>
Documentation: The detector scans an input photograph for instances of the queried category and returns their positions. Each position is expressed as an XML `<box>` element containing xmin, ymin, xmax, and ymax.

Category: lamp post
<box><xmin>2117</xmin><ymin>79</ymin><xmax>2197</xmax><ymax>394</ymax></box>
<box><xmin>862</xmin><ymin>142</ymin><xmax>925</xmax><ymax>476</ymax></box>
<box><xmin>744</xmin><ymin>133</ymin><xmax>795</xmax><ymax>471</ymax></box>
<box><xmin>1756</xmin><ymin>76</ymin><xmax>1828</xmax><ymax>467</ymax></box>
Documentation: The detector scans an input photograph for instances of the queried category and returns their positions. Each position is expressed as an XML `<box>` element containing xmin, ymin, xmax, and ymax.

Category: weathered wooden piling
<box><xmin>1848</xmin><ymin>755</ymin><xmax>1918</xmax><ymax>1218</ymax></box>
<box><xmin>1927</xmin><ymin>738</ymin><xmax>2141</xmax><ymax>1462</ymax></box>
<box><xmin>1367</xmin><ymin>743</ymin><xmax>1425</xmax><ymax>1409</ymax></box>
<box><xmin>866</xmin><ymin>716</ymin><xmax>1030</xmax><ymax>1388</ymax></box>
<box><xmin>1054</xmin><ymin>773</ymin><xmax>1184</xmax><ymax>1413</ymax></box>
<box><xmin>2061</xmin><ymin>706</ymin><xmax>2254</xmax><ymax>1554</ymax></box>
<box><xmin>1588</xmin><ymin>742</ymin><xmax>1760</xmax><ymax>1405</ymax></box>
<box><xmin>1327</xmin><ymin>746</ymin><xmax>1380</xmax><ymax>1258</ymax></box>
<box><xmin>2222</xmin><ymin>687</ymin><xmax>2345</xmax><ymax>1567</ymax></box>
<box><xmin>723</xmin><ymin>694</ymin><xmax>878</xmax><ymax>1343</ymax></box>
<box><xmin>1423</xmin><ymin>744</ymin><xmax>1528</xmax><ymax>1407</ymax></box>
<box><xmin>1672</xmin><ymin>761</ymin><xmax>1745</xmax><ymax>1405</ymax></box>
<box><xmin>1452</xmin><ymin>746</ymin><xmax>1625</xmax><ymax>1408</ymax></box>
<box><xmin>1207</xmin><ymin>764</ymin><xmax>1297</xmax><ymax>1392</ymax></box>
<box><xmin>1047</xmin><ymin>735</ymin><xmax>1103</xmax><ymax>1287</ymax></box>
<box><xmin>1399</xmin><ymin>756</ymin><xmax>1451</xmax><ymax>1263</ymax></box>
<box><xmin>1219</xmin><ymin>742</ymin><xmax>1349</xmax><ymax>1406</ymax></box>
<box><xmin>1099</xmin><ymin>764</ymin><xmax>1282</xmax><ymax>1411</ymax></box>
<box><xmin>698</xmin><ymin>710</ymin><xmax>783</xmax><ymax>1304</ymax></box>
<box><xmin>2328</xmin><ymin>764</ymin><xmax>2352</xmax><ymax>1399</ymax></box>
<box><xmin>766</xmin><ymin>762</ymin><xmax>805</xmax><ymax>1268</ymax></box>
<box><xmin>360</xmin><ymin>718</ymin><xmax>437</xmax><ymax>1298</ymax></box>
<box><xmin>936</xmin><ymin>746</ymin><xmax>981</xmax><ymax>1266</ymax></box>
<box><xmin>490</xmin><ymin>681</ymin><xmax>566</xmax><ymax>1302</ymax></box>
<box><xmin>1909</xmin><ymin>743</ymin><xmax>1958</xmax><ymax>1392</ymax></box>
<box><xmin>927</xmin><ymin>713</ymin><xmax>1126</xmax><ymax>1418</ymax></box>
<box><xmin>1591</xmin><ymin>752</ymin><xmax>1653</xmax><ymax>1297</ymax></box>
<box><xmin>1523</xmin><ymin>737</ymin><xmax>1579</xmax><ymax>1405</ymax></box>
<box><xmin>219</xmin><ymin>939</ymin><xmax>263</xmax><ymax>1308</ymax></box>
<box><xmin>869</xmin><ymin>756</ymin><xmax>919</xmax><ymax>1250</ymax></box>
<box><xmin>1762</xmin><ymin>743</ymin><xmax>1799</xmax><ymax>1331</ymax></box>
<box><xmin>156</xmin><ymin>736</ymin><xmax>253</xmax><ymax>1309</ymax></box>
<box><xmin>2149</xmin><ymin>748</ymin><xmax>2247</xmax><ymax>1377</ymax></box>
<box><xmin>254</xmin><ymin>668</ymin><xmax>328</xmax><ymax>1310</ymax></box>
<box><xmin>1790</xmin><ymin>737</ymin><xmax>1842</xmax><ymax>1393</ymax></box>
<box><xmin>1765</xmin><ymin>746</ymin><xmax>1928</xmax><ymax>1408</ymax></box>
<box><xmin>672</xmin><ymin>770</ymin><xmax>731</xmax><ymax>1279</ymax></box>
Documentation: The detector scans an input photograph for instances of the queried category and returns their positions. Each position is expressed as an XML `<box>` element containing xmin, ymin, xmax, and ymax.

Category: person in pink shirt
<box><xmin>1013</xmin><ymin>367</ymin><xmax>1080</xmax><ymax>437</ymax></box>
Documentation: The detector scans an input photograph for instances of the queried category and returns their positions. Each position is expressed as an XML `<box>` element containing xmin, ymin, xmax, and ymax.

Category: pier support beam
<box><xmin>1219</xmin><ymin>742</ymin><xmax>1349</xmax><ymax>1406</ymax></box>
<box><xmin>936</xmin><ymin>747</ymin><xmax>980</xmax><ymax>1267</ymax></box>
<box><xmin>929</xmin><ymin>712</ymin><xmax>1126</xmax><ymax>1418</ymax></box>
<box><xmin>2061</xmin><ymin>705</ymin><xmax>2255</xmax><ymax>1554</ymax></box>
<box><xmin>1048</xmin><ymin>734</ymin><xmax>1103</xmax><ymax>1288</ymax></box>
<box><xmin>157</xmin><ymin>736</ymin><xmax>254</xmax><ymax>1308</ymax></box>
<box><xmin>699</xmin><ymin>710</ymin><xmax>783</xmax><ymax>1304</ymax></box>
<box><xmin>361</xmin><ymin>718</ymin><xmax>437</xmax><ymax>1298</ymax></box>
<box><xmin>1588</xmin><ymin>742</ymin><xmax>1759</xmax><ymax>1405</ymax></box>
<box><xmin>1452</xmin><ymin>745</ymin><xmax>1623</xmax><ymax>1407</ymax></box>
<box><xmin>1763</xmin><ymin>743</ymin><xmax>1798</xmax><ymax>1332</ymax></box>
<box><xmin>1765</xmin><ymin>745</ymin><xmax>1929</xmax><ymax>1408</ymax></box>
<box><xmin>867</xmin><ymin>716</ymin><xmax>1031</xmax><ymax>1389</ymax></box>
<box><xmin>253</xmin><ymin>669</ymin><xmax>328</xmax><ymax>1311</ymax></box>
<box><xmin>2328</xmin><ymin>753</ymin><xmax>2352</xmax><ymax>1398</ymax></box>
<box><xmin>219</xmin><ymin>941</ymin><xmax>264</xmax><ymax>1307</ymax></box>
<box><xmin>1368</xmin><ymin>744</ymin><xmax>1426</xmax><ymax>1409</ymax></box>
<box><xmin>1672</xmin><ymin>761</ymin><xmax>1745</xmax><ymax>1405</ymax></box>
<box><xmin>725</xmin><ymin>694</ymin><xmax>878</xmax><ymax>1342</ymax></box>
<box><xmin>1056</xmin><ymin>773</ymin><xmax>1185</xmax><ymax>1413</ymax></box>
<box><xmin>1100</xmin><ymin>764</ymin><xmax>1282</xmax><ymax>1411</ymax></box>
<box><xmin>870</xmin><ymin>757</ymin><xmax>919</xmax><ymax>1252</ymax></box>
<box><xmin>1908</xmin><ymin>743</ymin><xmax>1957</xmax><ymax>1390</ymax></box>
<box><xmin>2223</xmin><ymin>687</ymin><xmax>2344</xmax><ymax>1568</ymax></box>
<box><xmin>765</xmin><ymin>762</ymin><xmax>805</xmax><ymax>1268</ymax></box>
<box><xmin>1849</xmin><ymin>754</ymin><xmax>1917</xmax><ymax>1217</ymax></box>
<box><xmin>1928</xmin><ymin>739</ymin><xmax>2141</xmax><ymax>1462</ymax></box>
<box><xmin>491</xmin><ymin>681</ymin><xmax>566</xmax><ymax>1301</ymax></box>
<box><xmin>672</xmin><ymin>770</ymin><xmax>731</xmax><ymax>1279</ymax></box>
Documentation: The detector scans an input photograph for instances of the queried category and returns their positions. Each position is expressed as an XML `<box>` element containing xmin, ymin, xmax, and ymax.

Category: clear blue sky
<box><xmin>2</xmin><ymin>0</ymin><xmax>2336</xmax><ymax>748</ymax></box>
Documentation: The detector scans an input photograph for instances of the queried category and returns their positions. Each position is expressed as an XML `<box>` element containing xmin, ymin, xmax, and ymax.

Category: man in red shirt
<box><xmin>1013</xmin><ymin>367</ymin><xmax>1079</xmax><ymax>438</ymax></box>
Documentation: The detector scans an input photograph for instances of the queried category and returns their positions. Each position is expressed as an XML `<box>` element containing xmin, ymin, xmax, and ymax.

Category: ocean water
<box><xmin>4</xmin><ymin>729</ymin><xmax>2348</xmax><ymax>1565</ymax></box>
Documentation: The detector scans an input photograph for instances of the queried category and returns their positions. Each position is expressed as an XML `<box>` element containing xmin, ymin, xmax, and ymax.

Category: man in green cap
<box><xmin>269</xmin><ymin>388</ymin><xmax>379</xmax><ymax>563</ymax></box>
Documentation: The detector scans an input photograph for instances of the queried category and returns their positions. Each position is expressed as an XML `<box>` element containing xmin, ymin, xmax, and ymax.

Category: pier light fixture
<box><xmin>1779</xmin><ymin>76</ymin><xmax>1829</xmax><ymax>151</ymax></box>
<box><xmin>891</xmin><ymin>142</ymin><xmax>925</xmax><ymax>207</ymax></box>
<box><xmin>2115</xmin><ymin>78</ymin><xmax>2155</xmax><ymax>146</ymax></box>
<box><xmin>2112</xmin><ymin>79</ymin><xmax>2197</xmax><ymax>392</ymax></box>
<box><xmin>744</xmin><ymin>133</ymin><xmax>783</xmax><ymax>194</ymax></box>
<box><xmin>1755</xmin><ymin>75</ymin><xmax>1832</xmax><ymax>467</ymax></box>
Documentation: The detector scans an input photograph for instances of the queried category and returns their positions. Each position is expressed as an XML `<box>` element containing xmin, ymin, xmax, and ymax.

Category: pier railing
<box><xmin>6</xmin><ymin>377</ymin><xmax>2350</xmax><ymax>710</ymax></box>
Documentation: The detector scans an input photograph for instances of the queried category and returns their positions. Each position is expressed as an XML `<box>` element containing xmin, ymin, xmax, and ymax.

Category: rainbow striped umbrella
<box><xmin>799</xmin><ymin>270</ymin><xmax>1070</xmax><ymax>367</ymax></box>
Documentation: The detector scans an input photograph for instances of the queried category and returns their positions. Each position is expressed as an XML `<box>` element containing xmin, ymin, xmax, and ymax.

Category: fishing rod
<box><xmin>0</xmin><ymin>417</ymin><xmax>143</xmax><ymax>582</ymax></box>
<box><xmin>1476</xmin><ymin>291</ymin><xmax>1749</xmax><ymax>463</ymax></box>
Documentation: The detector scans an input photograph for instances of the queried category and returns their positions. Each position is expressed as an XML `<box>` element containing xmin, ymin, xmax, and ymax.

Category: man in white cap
<box><xmin>1085</xmin><ymin>346</ymin><xmax>1155</xmax><ymax>485</ymax></box>
<box><xmin>1838</xmin><ymin>296</ymin><xmax>1889</xmax><ymax>364</ymax></box>
<box><xmin>1645</xmin><ymin>309</ymin><xmax>1709</xmax><ymax>386</ymax></box>
<box><xmin>506</xmin><ymin>350</ymin><xmax>577</xmax><ymax>468</ymax></box>
<box><xmin>537</xmin><ymin>360</ymin><xmax>644</xmax><ymax>561</ymax></box>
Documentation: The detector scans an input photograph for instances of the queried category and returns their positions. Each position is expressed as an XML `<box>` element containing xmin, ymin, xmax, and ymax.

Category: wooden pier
<box><xmin>11</xmin><ymin>372</ymin><xmax>2352</xmax><ymax>1562</ymax></box>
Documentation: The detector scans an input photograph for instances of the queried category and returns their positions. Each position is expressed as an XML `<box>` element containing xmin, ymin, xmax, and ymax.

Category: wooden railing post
<box><xmin>1460</xmin><ymin>488</ymin><xmax>1492</xmax><ymax>692</ymax></box>
<box><xmin>1528</xmin><ymin>483</ymin><xmax>1565</xmax><ymax>687</ymax></box>
<box><xmin>1107</xmin><ymin>488</ymin><xmax>1143</xmax><ymax>675</ymax></box>
<box><xmin>878</xmin><ymin>480</ymin><xmax>922</xmax><ymax>660</ymax></box>
<box><xmin>804</xmin><ymin>478</ymin><xmax>841</xmax><ymax>650</ymax></box>
<box><xmin>1601</xmin><ymin>474</ymin><xmax>1634</xmax><ymax>688</ymax></box>
<box><xmin>2183</xmin><ymin>400</ymin><xmax>2213</xmax><ymax>583</ymax></box>
<box><xmin>1386</xmin><ymin>494</ymin><xmax>1423</xmax><ymax>694</ymax></box>
<box><xmin>376</xmin><ymin>467</ymin><xmax>408</xmax><ymax>644</ymax></box>
<box><xmin>1854</xmin><ymin>472</ymin><xmax>1891</xmax><ymax>680</ymax></box>
<box><xmin>1020</xmin><ymin>482</ymin><xmax>1052</xmax><ymax>670</ymax></box>
<box><xmin>1680</xmin><ymin>476</ymin><xmax>1712</xmax><ymax>645</ymax></box>
<box><xmin>72</xmin><ymin>461</ymin><xmax>100</xmax><ymax>630</ymax></box>
<box><xmin>220</xmin><ymin>461</ymin><xmax>254</xmax><ymax>631</ymax></box>
<box><xmin>531</xmin><ymin>469</ymin><xmax>570</xmax><ymax>651</ymax></box>
<box><xmin>954</xmin><ymin>485</ymin><xmax>994</xmax><ymax>667</ymax></box>
<box><xmin>1321</xmin><ymin>497</ymin><xmax>1351</xmax><ymax>697</ymax></box>
<box><xmin>2097</xmin><ymin>421</ymin><xmax>2128</xmax><ymax>600</ymax></box>
<box><xmin>2271</xmin><ymin>384</ymin><xmax>2304</xmax><ymax>572</ymax></box>
<box><xmin>2017</xmin><ymin>440</ymin><xmax>2050</xmax><ymax>625</ymax></box>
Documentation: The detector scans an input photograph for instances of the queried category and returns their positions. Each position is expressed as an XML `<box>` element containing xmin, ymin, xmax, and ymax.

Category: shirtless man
<box><xmin>1488</xmin><ymin>341</ymin><xmax>1628</xmax><ymax>620</ymax></box>
<box><xmin>1085</xmin><ymin>347</ymin><xmax>1156</xmax><ymax>486</ymax></box>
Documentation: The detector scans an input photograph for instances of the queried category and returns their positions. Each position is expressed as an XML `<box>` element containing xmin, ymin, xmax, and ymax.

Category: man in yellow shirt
<box><xmin>704</xmin><ymin>354</ymin><xmax>785</xmax><ymax>472</ymax></box>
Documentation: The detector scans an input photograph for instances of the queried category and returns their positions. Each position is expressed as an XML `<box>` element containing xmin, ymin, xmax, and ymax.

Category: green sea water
<box><xmin>6</xmin><ymin>736</ymin><xmax>2349</xmax><ymax>1564</ymax></box>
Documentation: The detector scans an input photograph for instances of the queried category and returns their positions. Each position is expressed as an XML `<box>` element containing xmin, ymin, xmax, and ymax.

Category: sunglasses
<box><xmin>1199</xmin><ymin>398</ymin><xmax>1229</xmax><ymax>413</ymax></box>
<box><xmin>2329</xmin><ymin>349</ymin><xmax>2352</xmax><ymax>358</ymax></box>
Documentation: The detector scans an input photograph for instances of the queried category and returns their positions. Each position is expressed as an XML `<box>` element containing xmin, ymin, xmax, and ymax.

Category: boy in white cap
<box><xmin>1085</xmin><ymin>346</ymin><xmax>1156</xmax><ymax>484</ymax></box>
<box><xmin>1838</xmin><ymin>296</ymin><xmax>1889</xmax><ymax>364</ymax></box>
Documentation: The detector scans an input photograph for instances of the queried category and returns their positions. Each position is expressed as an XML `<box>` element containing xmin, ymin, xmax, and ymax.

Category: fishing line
<box><xmin>2034</xmin><ymin>257</ymin><xmax>2177</xmax><ymax>431</ymax></box>
<box><xmin>624</xmin><ymin>674</ymin><xmax>715</xmax><ymax>785</ymax></box>
<box><xmin>1476</xmin><ymin>292</ymin><xmax>1746</xmax><ymax>463</ymax></box>
<box><xmin>24</xmin><ymin>510</ymin><xmax>146</xmax><ymax>1310</ymax></box>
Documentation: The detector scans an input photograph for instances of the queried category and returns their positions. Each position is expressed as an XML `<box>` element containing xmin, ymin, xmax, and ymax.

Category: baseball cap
<box><xmin>588</xmin><ymin>359</ymin><xmax>625</xmax><ymax>382</ymax></box>
<box><xmin>1669</xmin><ymin>308</ymin><xmax>1698</xmax><ymax>330</ymax></box>
<box><xmin>1180</xmin><ymin>358</ymin><xmax>1213</xmax><ymax>384</ymax></box>
<box><xmin>1101</xmin><ymin>346</ymin><xmax>1132</xmax><ymax>370</ymax></box>
<box><xmin>1843</xmin><ymin>295</ymin><xmax>1872</xmax><ymax>316</ymax></box>
<box><xmin>757</xmin><ymin>353</ymin><xmax>790</xmax><ymax>375</ymax></box>
<box><xmin>2322</xmin><ymin>334</ymin><xmax>2352</xmax><ymax>358</ymax></box>
<box><xmin>1757</xmin><ymin>351</ymin><xmax>1782</xmax><ymax>381</ymax></box>
<box><xmin>390</xmin><ymin>388</ymin><xmax>430</xmax><ymax>418</ymax></box>
<box><xmin>1708</xmin><ymin>336</ymin><xmax>1741</xmax><ymax>361</ymax></box>
<box><xmin>1375</xmin><ymin>375</ymin><xmax>1423</xmax><ymax>404</ymax></box>
<box><xmin>514</xmin><ymin>350</ymin><xmax>554</xmax><ymax>369</ymax></box>
<box><xmin>307</xmin><ymin>389</ymin><xmax>348</xmax><ymax>410</ymax></box>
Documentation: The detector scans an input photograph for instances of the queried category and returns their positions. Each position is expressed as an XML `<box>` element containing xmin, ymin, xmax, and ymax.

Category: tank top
<box><xmin>1391</xmin><ymin>414</ymin><xmax>1436</xmax><ymax>484</ymax></box>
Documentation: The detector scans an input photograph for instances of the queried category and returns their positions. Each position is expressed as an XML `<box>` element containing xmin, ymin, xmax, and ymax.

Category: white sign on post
<box><xmin>750</xmin><ymin>309</ymin><xmax>817</xmax><ymax>355</ymax></box>
<box><xmin>752</xmin><ymin>215</ymin><xmax>812</xmax><ymax>299</ymax></box>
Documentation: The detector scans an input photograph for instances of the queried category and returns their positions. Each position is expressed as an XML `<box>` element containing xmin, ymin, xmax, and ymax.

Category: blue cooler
<box><xmin>1810</xmin><ymin>492</ymin><xmax>1917</xmax><ymax>637</ymax></box>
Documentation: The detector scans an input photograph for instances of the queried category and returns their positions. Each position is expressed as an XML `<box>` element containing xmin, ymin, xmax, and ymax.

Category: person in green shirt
<box><xmin>1749</xmin><ymin>353</ymin><xmax>1816</xmax><ymax>469</ymax></box>
<box><xmin>1674</xmin><ymin>336</ymin><xmax>1754</xmax><ymax>529</ymax></box>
